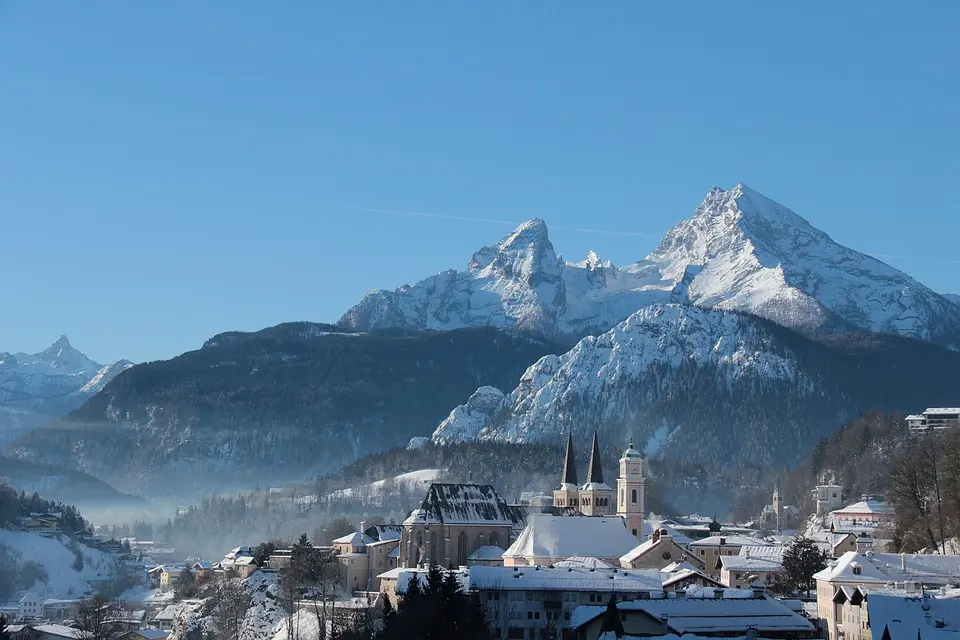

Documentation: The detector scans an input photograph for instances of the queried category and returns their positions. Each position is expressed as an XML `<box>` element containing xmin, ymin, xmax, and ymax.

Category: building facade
<box><xmin>398</xmin><ymin>483</ymin><xmax>520</xmax><ymax>569</ymax></box>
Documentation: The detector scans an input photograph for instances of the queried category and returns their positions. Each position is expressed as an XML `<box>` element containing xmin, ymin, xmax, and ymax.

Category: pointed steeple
<box><xmin>586</xmin><ymin>430</ymin><xmax>604</xmax><ymax>484</ymax></box>
<box><xmin>561</xmin><ymin>432</ymin><xmax>578</xmax><ymax>486</ymax></box>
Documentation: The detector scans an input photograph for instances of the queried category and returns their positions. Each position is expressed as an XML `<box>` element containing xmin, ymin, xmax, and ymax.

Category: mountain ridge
<box><xmin>341</xmin><ymin>184</ymin><xmax>960</xmax><ymax>348</ymax></box>
<box><xmin>432</xmin><ymin>303</ymin><xmax>960</xmax><ymax>469</ymax></box>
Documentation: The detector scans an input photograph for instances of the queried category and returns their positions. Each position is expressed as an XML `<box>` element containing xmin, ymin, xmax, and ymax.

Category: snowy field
<box><xmin>0</xmin><ymin>530</ymin><xmax>116</xmax><ymax>601</ymax></box>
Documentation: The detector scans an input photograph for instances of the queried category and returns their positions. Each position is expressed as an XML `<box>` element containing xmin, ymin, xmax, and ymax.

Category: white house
<box><xmin>19</xmin><ymin>591</ymin><xmax>42</xmax><ymax>619</ymax></box>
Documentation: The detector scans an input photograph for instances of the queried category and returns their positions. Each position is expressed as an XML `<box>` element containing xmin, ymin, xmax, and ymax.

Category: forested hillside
<box><xmin>8</xmin><ymin>324</ymin><xmax>564</xmax><ymax>497</ymax></box>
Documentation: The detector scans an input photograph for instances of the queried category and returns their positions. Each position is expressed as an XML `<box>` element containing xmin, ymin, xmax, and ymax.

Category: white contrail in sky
<box><xmin>359</xmin><ymin>207</ymin><xmax>658</xmax><ymax>238</ymax></box>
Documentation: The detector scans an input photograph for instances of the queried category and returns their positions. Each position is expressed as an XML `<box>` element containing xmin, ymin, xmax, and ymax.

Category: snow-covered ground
<box><xmin>0</xmin><ymin>530</ymin><xmax>117</xmax><ymax>602</ymax></box>
<box><xmin>119</xmin><ymin>584</ymin><xmax>175</xmax><ymax>606</ymax></box>
<box><xmin>326</xmin><ymin>468</ymin><xmax>443</xmax><ymax>500</ymax></box>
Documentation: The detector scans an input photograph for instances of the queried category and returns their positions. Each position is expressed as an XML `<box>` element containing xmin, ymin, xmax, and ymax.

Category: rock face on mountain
<box><xmin>432</xmin><ymin>304</ymin><xmax>960</xmax><ymax>469</ymax></box>
<box><xmin>342</xmin><ymin>185</ymin><xmax>960</xmax><ymax>348</ymax></box>
<box><xmin>0</xmin><ymin>336</ymin><xmax>132</xmax><ymax>443</ymax></box>
<box><xmin>340</xmin><ymin>219</ymin><xmax>678</xmax><ymax>340</ymax></box>
<box><xmin>648</xmin><ymin>184</ymin><xmax>960</xmax><ymax>345</ymax></box>
<box><xmin>6</xmin><ymin>323</ymin><xmax>563</xmax><ymax>497</ymax></box>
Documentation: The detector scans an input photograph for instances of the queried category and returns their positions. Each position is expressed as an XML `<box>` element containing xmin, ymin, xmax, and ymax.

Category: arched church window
<box><xmin>632</xmin><ymin>489</ymin><xmax>638</xmax><ymax>504</ymax></box>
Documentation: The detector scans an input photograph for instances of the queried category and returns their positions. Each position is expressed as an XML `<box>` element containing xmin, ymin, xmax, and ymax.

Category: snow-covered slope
<box><xmin>340</xmin><ymin>219</ymin><xmax>679</xmax><ymax>339</ymax></box>
<box><xmin>341</xmin><ymin>185</ymin><xmax>960</xmax><ymax>348</ymax></box>
<box><xmin>0</xmin><ymin>530</ymin><xmax>116</xmax><ymax>600</ymax></box>
<box><xmin>0</xmin><ymin>336</ymin><xmax>132</xmax><ymax>426</ymax></box>
<box><xmin>945</xmin><ymin>294</ymin><xmax>960</xmax><ymax>307</ymax></box>
<box><xmin>648</xmin><ymin>184</ymin><xmax>960</xmax><ymax>345</ymax></box>
<box><xmin>431</xmin><ymin>303</ymin><xmax>960</xmax><ymax>468</ymax></box>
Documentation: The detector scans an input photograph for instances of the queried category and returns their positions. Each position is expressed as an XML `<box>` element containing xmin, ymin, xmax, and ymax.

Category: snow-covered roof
<box><xmin>554</xmin><ymin>556</ymin><xmax>615</xmax><ymax>569</ymax></box>
<box><xmin>403</xmin><ymin>483</ymin><xmax>519</xmax><ymax>526</ymax></box>
<box><xmin>814</xmin><ymin>551</ymin><xmax>960</xmax><ymax>585</ymax></box>
<box><xmin>832</xmin><ymin>499</ymin><xmax>894</xmax><ymax>515</ymax></box>
<box><xmin>135</xmin><ymin>631</ymin><xmax>170</xmax><ymax>640</ymax></box>
<box><xmin>867</xmin><ymin>593</ymin><xmax>960</xmax><ymax>639</ymax></box>
<box><xmin>570</xmin><ymin>597</ymin><xmax>814</xmax><ymax>634</ymax></box>
<box><xmin>660</xmin><ymin>569</ymin><xmax>722</xmax><ymax>589</ymax></box>
<box><xmin>503</xmin><ymin>514</ymin><xmax>639</xmax><ymax>561</ymax></box>
<box><xmin>688</xmin><ymin>535</ymin><xmax>768</xmax><ymax>548</ymax></box>
<box><xmin>31</xmin><ymin>624</ymin><xmax>86</xmax><ymax>639</ymax></box>
<box><xmin>467</xmin><ymin>545</ymin><xmax>505</xmax><ymax>561</ymax></box>
<box><xmin>234</xmin><ymin>556</ymin><xmax>257</xmax><ymax>565</ymax></box>
<box><xmin>387</xmin><ymin>545</ymin><xmax>399</xmax><ymax>559</ymax></box>
<box><xmin>720</xmin><ymin>555</ymin><xmax>783</xmax><ymax>571</ymax></box>
<box><xmin>365</xmin><ymin>524</ymin><xmax>402</xmax><ymax>542</ymax></box>
<box><xmin>468</xmin><ymin>565</ymin><xmax>662</xmax><ymax>592</ymax></box>
<box><xmin>739</xmin><ymin>545</ymin><xmax>785</xmax><ymax>561</ymax></box>
<box><xmin>662</xmin><ymin>560</ymin><xmax>701</xmax><ymax>574</ymax></box>
<box><xmin>333</xmin><ymin>531</ymin><xmax>375</xmax><ymax>546</ymax></box>
<box><xmin>580</xmin><ymin>481</ymin><xmax>613</xmax><ymax>491</ymax></box>
<box><xmin>153</xmin><ymin>605</ymin><xmax>180</xmax><ymax>621</ymax></box>
<box><xmin>19</xmin><ymin>591</ymin><xmax>42</xmax><ymax>603</ymax></box>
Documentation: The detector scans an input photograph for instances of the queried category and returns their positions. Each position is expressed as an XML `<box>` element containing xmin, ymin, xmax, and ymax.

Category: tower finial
<box><xmin>560</xmin><ymin>432</ymin><xmax>578</xmax><ymax>486</ymax></box>
<box><xmin>586</xmin><ymin>430</ymin><xmax>604</xmax><ymax>484</ymax></box>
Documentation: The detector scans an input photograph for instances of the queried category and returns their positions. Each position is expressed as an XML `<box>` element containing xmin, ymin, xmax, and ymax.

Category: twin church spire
<box><xmin>560</xmin><ymin>429</ymin><xmax>605</xmax><ymax>488</ymax></box>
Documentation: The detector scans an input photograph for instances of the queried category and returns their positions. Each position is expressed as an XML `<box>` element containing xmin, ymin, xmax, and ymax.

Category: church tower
<box><xmin>617</xmin><ymin>443</ymin><xmax>645</xmax><ymax>540</ymax></box>
<box><xmin>579</xmin><ymin>431</ymin><xmax>615</xmax><ymax>516</ymax></box>
<box><xmin>553</xmin><ymin>432</ymin><xmax>580</xmax><ymax>509</ymax></box>
<box><xmin>773</xmin><ymin>476</ymin><xmax>783</xmax><ymax>531</ymax></box>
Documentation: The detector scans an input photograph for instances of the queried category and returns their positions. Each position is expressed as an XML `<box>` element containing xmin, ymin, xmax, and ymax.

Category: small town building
<box><xmin>620</xmin><ymin>528</ymin><xmax>705</xmax><ymax>571</ymax></box>
<box><xmin>19</xmin><ymin>592</ymin><xmax>42</xmax><ymax>620</ymax></box>
<box><xmin>814</xmin><ymin>551</ymin><xmax>960</xmax><ymax>640</ymax></box>
<box><xmin>159</xmin><ymin>567</ymin><xmax>183</xmax><ymax>592</ymax></box>
<box><xmin>570</xmin><ymin>590</ymin><xmax>817</xmax><ymax>640</ymax></box>
<box><xmin>830</xmin><ymin>498</ymin><xmax>895</xmax><ymax>530</ymax></box>
<box><xmin>906</xmin><ymin>408</ymin><xmax>960</xmax><ymax>434</ymax></box>
<box><xmin>502</xmin><ymin>513</ymin><xmax>639</xmax><ymax>567</ymax></box>
<box><xmin>814</xmin><ymin>484</ymin><xmax>844</xmax><ymax>518</ymax></box>
<box><xmin>687</xmin><ymin>536</ymin><xmax>770</xmax><ymax>575</ymax></box>
<box><xmin>398</xmin><ymin>483</ymin><xmax>522</xmax><ymax>569</ymax></box>
<box><xmin>469</xmin><ymin>564</ymin><xmax>662</xmax><ymax>640</ymax></box>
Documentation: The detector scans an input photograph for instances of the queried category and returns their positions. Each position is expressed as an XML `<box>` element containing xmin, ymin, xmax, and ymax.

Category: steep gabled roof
<box><xmin>404</xmin><ymin>483</ymin><xmax>517</xmax><ymax>525</ymax></box>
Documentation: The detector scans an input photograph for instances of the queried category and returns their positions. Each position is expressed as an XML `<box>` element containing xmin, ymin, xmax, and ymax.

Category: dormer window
<box><xmin>852</xmin><ymin>565</ymin><xmax>862</xmax><ymax>575</ymax></box>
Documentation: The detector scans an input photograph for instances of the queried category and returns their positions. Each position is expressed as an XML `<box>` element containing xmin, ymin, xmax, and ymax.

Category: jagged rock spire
<box><xmin>586</xmin><ymin>430</ymin><xmax>604</xmax><ymax>484</ymax></box>
<box><xmin>561</xmin><ymin>432</ymin><xmax>578</xmax><ymax>486</ymax></box>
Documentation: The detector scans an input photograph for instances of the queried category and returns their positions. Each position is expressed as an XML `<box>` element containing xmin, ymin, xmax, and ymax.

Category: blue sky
<box><xmin>2</xmin><ymin>2</ymin><xmax>957</xmax><ymax>363</ymax></box>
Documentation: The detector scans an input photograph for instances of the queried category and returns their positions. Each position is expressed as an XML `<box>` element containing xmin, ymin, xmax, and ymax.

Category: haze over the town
<box><xmin>2</xmin><ymin>1</ymin><xmax>958</xmax><ymax>363</ymax></box>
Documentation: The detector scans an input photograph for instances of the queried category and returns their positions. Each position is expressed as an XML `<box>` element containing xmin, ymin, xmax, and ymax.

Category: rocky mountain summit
<box><xmin>342</xmin><ymin>184</ymin><xmax>960</xmax><ymax>347</ymax></box>
<box><xmin>0</xmin><ymin>336</ymin><xmax>132</xmax><ymax>442</ymax></box>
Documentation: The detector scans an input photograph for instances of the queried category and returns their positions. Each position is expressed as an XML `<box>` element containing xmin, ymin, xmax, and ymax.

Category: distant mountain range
<box><xmin>7</xmin><ymin>324</ymin><xmax>563</xmax><ymax>497</ymax></box>
<box><xmin>342</xmin><ymin>184</ymin><xmax>960</xmax><ymax>347</ymax></box>
<box><xmin>0</xmin><ymin>336</ymin><xmax>132</xmax><ymax>444</ymax></box>
<box><xmin>10</xmin><ymin>183</ymin><xmax>959</xmax><ymax>500</ymax></box>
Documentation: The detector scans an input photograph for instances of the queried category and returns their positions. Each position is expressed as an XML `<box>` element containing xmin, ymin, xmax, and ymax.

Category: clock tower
<box><xmin>617</xmin><ymin>443</ymin><xmax>645</xmax><ymax>540</ymax></box>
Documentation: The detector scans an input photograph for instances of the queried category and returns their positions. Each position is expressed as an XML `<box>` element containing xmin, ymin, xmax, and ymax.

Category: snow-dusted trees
<box><xmin>211</xmin><ymin>579</ymin><xmax>252</xmax><ymax>640</ymax></box>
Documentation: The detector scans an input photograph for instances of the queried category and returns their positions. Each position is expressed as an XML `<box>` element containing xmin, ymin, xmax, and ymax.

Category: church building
<box><xmin>552</xmin><ymin>431</ymin><xmax>646</xmax><ymax>540</ymax></box>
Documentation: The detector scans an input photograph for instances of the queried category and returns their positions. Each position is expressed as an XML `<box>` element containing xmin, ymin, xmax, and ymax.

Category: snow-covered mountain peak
<box><xmin>648</xmin><ymin>185</ymin><xmax>960</xmax><ymax>343</ymax></box>
<box><xmin>0</xmin><ymin>338</ymin><xmax>132</xmax><ymax>419</ymax></box>
<box><xmin>33</xmin><ymin>335</ymin><xmax>98</xmax><ymax>372</ymax></box>
<box><xmin>341</xmin><ymin>184</ymin><xmax>960</xmax><ymax>347</ymax></box>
